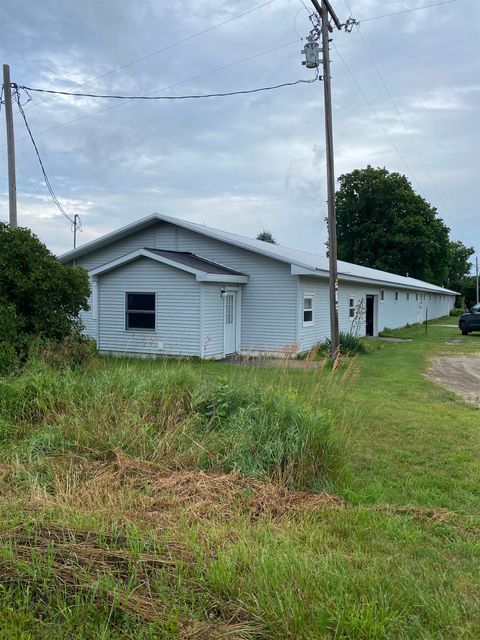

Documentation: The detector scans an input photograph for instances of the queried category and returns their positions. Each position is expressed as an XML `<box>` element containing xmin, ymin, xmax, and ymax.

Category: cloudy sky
<box><xmin>0</xmin><ymin>0</ymin><xmax>478</xmax><ymax>263</ymax></box>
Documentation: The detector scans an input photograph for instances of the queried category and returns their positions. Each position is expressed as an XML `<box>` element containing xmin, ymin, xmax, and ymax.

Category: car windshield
<box><xmin>472</xmin><ymin>304</ymin><xmax>480</xmax><ymax>312</ymax></box>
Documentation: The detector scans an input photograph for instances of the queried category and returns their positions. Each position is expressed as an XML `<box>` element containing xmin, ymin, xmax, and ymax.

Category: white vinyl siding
<box><xmin>174</xmin><ymin>228</ymin><xmax>297</xmax><ymax>352</ymax></box>
<box><xmin>72</xmin><ymin>219</ymin><xmax>456</xmax><ymax>355</ymax></box>
<box><xmin>97</xmin><ymin>257</ymin><xmax>200</xmax><ymax>356</ymax></box>
<box><xmin>297</xmin><ymin>276</ymin><xmax>454</xmax><ymax>350</ymax></box>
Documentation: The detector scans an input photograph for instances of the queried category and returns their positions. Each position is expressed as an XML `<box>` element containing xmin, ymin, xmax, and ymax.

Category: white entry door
<box><xmin>224</xmin><ymin>291</ymin><xmax>237</xmax><ymax>354</ymax></box>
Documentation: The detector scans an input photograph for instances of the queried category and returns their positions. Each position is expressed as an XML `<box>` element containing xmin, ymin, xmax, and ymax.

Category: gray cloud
<box><xmin>0</xmin><ymin>0</ymin><xmax>478</xmax><ymax>265</ymax></box>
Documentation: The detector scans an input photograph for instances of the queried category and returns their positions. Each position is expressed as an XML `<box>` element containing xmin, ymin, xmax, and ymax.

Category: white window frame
<box><xmin>125</xmin><ymin>292</ymin><xmax>156</xmax><ymax>331</ymax></box>
<box><xmin>394</xmin><ymin>291</ymin><xmax>399</xmax><ymax>302</ymax></box>
<box><xmin>380</xmin><ymin>290</ymin><xmax>385</xmax><ymax>302</ymax></box>
<box><xmin>406</xmin><ymin>292</ymin><xmax>410</xmax><ymax>301</ymax></box>
<box><xmin>349</xmin><ymin>296</ymin><xmax>356</xmax><ymax>319</ymax></box>
<box><xmin>303</xmin><ymin>294</ymin><xmax>314</xmax><ymax>327</ymax></box>
<box><xmin>91</xmin><ymin>278</ymin><xmax>98</xmax><ymax>320</ymax></box>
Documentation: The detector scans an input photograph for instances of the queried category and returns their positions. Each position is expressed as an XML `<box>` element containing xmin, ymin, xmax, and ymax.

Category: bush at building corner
<box><xmin>0</xmin><ymin>222</ymin><xmax>91</xmax><ymax>373</ymax></box>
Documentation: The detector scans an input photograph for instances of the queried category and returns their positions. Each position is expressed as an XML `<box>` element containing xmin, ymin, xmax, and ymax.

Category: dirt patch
<box><xmin>428</xmin><ymin>355</ymin><xmax>480</xmax><ymax>405</ymax></box>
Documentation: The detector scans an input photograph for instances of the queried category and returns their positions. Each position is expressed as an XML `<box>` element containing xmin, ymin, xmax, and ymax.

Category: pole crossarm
<box><xmin>310</xmin><ymin>0</ymin><xmax>342</xmax><ymax>30</ymax></box>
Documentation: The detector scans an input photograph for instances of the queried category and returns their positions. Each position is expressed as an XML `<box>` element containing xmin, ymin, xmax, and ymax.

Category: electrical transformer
<box><xmin>301</xmin><ymin>38</ymin><xmax>320</xmax><ymax>69</ymax></box>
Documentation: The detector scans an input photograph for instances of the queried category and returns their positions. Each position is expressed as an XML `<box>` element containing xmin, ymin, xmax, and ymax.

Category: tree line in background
<box><xmin>260</xmin><ymin>166</ymin><xmax>475</xmax><ymax>307</ymax></box>
<box><xmin>335</xmin><ymin>166</ymin><xmax>474</xmax><ymax>305</ymax></box>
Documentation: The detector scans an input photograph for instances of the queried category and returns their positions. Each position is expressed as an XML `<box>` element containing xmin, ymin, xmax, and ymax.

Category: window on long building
<box><xmin>349</xmin><ymin>297</ymin><xmax>355</xmax><ymax>318</ymax></box>
<box><xmin>303</xmin><ymin>295</ymin><xmax>314</xmax><ymax>326</ymax></box>
<box><xmin>395</xmin><ymin>291</ymin><xmax>399</xmax><ymax>302</ymax></box>
<box><xmin>125</xmin><ymin>293</ymin><xmax>156</xmax><ymax>330</ymax></box>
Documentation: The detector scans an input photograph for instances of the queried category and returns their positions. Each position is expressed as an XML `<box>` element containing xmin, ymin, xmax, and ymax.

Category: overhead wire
<box><xmin>343</xmin><ymin>0</ymin><xmax>453</xmax><ymax>213</ymax></box>
<box><xmin>359</xmin><ymin>0</ymin><xmax>457</xmax><ymax>23</ymax></box>
<box><xmin>8</xmin><ymin>39</ymin><xmax>302</xmax><ymax>145</ymax></box>
<box><xmin>14</xmin><ymin>87</ymin><xmax>76</xmax><ymax>226</ymax></box>
<box><xmin>331</xmin><ymin>42</ymin><xmax>426</xmax><ymax>193</ymax></box>
<box><xmin>21</xmin><ymin>0</ymin><xmax>279</xmax><ymax>114</ymax></box>
<box><xmin>296</xmin><ymin>0</ymin><xmax>427</xmax><ymax>191</ymax></box>
<box><xmin>15</xmin><ymin>77</ymin><xmax>317</xmax><ymax>101</ymax></box>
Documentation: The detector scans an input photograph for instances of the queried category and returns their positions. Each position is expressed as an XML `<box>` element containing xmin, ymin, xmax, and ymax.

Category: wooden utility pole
<box><xmin>310</xmin><ymin>0</ymin><xmax>341</xmax><ymax>358</ymax></box>
<box><xmin>476</xmin><ymin>256</ymin><xmax>479</xmax><ymax>305</ymax></box>
<box><xmin>3</xmin><ymin>64</ymin><xmax>17</xmax><ymax>228</ymax></box>
<box><xmin>73</xmin><ymin>214</ymin><xmax>80</xmax><ymax>249</ymax></box>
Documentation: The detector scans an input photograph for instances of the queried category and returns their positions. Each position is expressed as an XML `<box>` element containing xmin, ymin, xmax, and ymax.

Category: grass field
<box><xmin>0</xmin><ymin>318</ymin><xmax>479</xmax><ymax>639</ymax></box>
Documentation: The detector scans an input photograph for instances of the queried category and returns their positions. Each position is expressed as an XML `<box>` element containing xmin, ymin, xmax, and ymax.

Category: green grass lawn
<box><xmin>0</xmin><ymin>318</ymin><xmax>479</xmax><ymax>639</ymax></box>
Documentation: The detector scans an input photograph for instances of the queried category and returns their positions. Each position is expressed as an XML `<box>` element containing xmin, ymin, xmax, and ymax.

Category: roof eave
<box><xmin>89</xmin><ymin>248</ymin><xmax>248</xmax><ymax>283</ymax></box>
<box><xmin>292</xmin><ymin>264</ymin><xmax>457</xmax><ymax>295</ymax></box>
<box><xmin>59</xmin><ymin>213</ymin><xmax>161</xmax><ymax>263</ymax></box>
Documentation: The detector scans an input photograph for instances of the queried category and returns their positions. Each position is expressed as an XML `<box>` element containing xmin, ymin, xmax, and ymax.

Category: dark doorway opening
<box><xmin>366</xmin><ymin>295</ymin><xmax>375</xmax><ymax>336</ymax></box>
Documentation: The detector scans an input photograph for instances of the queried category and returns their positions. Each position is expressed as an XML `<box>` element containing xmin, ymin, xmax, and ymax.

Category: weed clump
<box><xmin>317</xmin><ymin>331</ymin><xmax>369</xmax><ymax>356</ymax></box>
<box><xmin>0</xmin><ymin>365</ymin><xmax>342</xmax><ymax>492</ymax></box>
<box><xmin>196</xmin><ymin>378</ymin><xmax>338</xmax><ymax>491</ymax></box>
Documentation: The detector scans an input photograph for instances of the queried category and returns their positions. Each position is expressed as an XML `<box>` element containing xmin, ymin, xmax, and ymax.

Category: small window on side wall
<box><xmin>126</xmin><ymin>292</ymin><xmax>156</xmax><ymax>330</ymax></box>
<box><xmin>303</xmin><ymin>295</ymin><xmax>314</xmax><ymax>326</ymax></box>
<box><xmin>395</xmin><ymin>291</ymin><xmax>399</xmax><ymax>302</ymax></box>
<box><xmin>349</xmin><ymin>297</ymin><xmax>355</xmax><ymax>318</ymax></box>
<box><xmin>380</xmin><ymin>290</ymin><xmax>385</xmax><ymax>302</ymax></box>
<box><xmin>407</xmin><ymin>292</ymin><xmax>410</xmax><ymax>301</ymax></box>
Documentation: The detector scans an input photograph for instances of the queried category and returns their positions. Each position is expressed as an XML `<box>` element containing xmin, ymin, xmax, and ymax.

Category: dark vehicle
<box><xmin>459</xmin><ymin>304</ymin><xmax>480</xmax><ymax>335</ymax></box>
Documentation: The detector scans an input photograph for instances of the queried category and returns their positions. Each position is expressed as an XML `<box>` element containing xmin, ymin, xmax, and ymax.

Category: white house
<box><xmin>59</xmin><ymin>213</ymin><xmax>457</xmax><ymax>357</ymax></box>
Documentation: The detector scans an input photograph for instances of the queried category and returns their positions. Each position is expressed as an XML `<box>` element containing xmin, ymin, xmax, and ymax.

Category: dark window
<box><xmin>126</xmin><ymin>293</ymin><xmax>155</xmax><ymax>330</ymax></box>
<box><xmin>349</xmin><ymin>297</ymin><xmax>355</xmax><ymax>319</ymax></box>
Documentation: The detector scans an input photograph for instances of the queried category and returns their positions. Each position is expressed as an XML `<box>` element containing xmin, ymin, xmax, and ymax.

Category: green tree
<box><xmin>335</xmin><ymin>166</ymin><xmax>451</xmax><ymax>285</ymax></box>
<box><xmin>446</xmin><ymin>240</ymin><xmax>474</xmax><ymax>288</ymax></box>
<box><xmin>0</xmin><ymin>223</ymin><xmax>90</xmax><ymax>346</ymax></box>
<box><xmin>458</xmin><ymin>275</ymin><xmax>478</xmax><ymax>309</ymax></box>
<box><xmin>256</xmin><ymin>230</ymin><xmax>277</xmax><ymax>244</ymax></box>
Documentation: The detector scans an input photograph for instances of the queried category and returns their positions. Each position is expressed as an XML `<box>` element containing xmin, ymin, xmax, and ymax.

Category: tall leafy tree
<box><xmin>335</xmin><ymin>166</ymin><xmax>451</xmax><ymax>285</ymax></box>
<box><xmin>256</xmin><ymin>230</ymin><xmax>277</xmax><ymax>244</ymax></box>
<box><xmin>0</xmin><ymin>222</ymin><xmax>90</xmax><ymax>344</ymax></box>
<box><xmin>446</xmin><ymin>240</ymin><xmax>474</xmax><ymax>287</ymax></box>
<box><xmin>460</xmin><ymin>275</ymin><xmax>479</xmax><ymax>309</ymax></box>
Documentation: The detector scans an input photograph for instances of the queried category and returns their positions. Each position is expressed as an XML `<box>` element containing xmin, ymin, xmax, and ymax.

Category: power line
<box><xmin>8</xmin><ymin>40</ymin><xmax>301</xmax><ymax>145</ymax></box>
<box><xmin>332</xmin><ymin>42</ymin><xmax>426</xmax><ymax>193</ymax></box>
<box><xmin>21</xmin><ymin>0</ymin><xmax>279</xmax><ymax>114</ymax></box>
<box><xmin>343</xmin><ymin>0</ymin><xmax>452</xmax><ymax>213</ymax></box>
<box><xmin>359</xmin><ymin>0</ymin><xmax>456</xmax><ymax>23</ymax></box>
<box><xmin>15</xmin><ymin>77</ymin><xmax>316</xmax><ymax>101</ymax></box>
<box><xmin>14</xmin><ymin>88</ymin><xmax>76</xmax><ymax>225</ymax></box>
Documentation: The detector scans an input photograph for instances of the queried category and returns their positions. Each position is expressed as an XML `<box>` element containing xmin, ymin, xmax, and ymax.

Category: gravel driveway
<box><xmin>428</xmin><ymin>355</ymin><xmax>480</xmax><ymax>405</ymax></box>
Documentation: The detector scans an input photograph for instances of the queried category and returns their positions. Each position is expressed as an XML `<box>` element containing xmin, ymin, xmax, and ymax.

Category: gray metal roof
<box><xmin>143</xmin><ymin>248</ymin><xmax>247</xmax><ymax>276</ymax></box>
<box><xmin>59</xmin><ymin>212</ymin><xmax>458</xmax><ymax>295</ymax></box>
